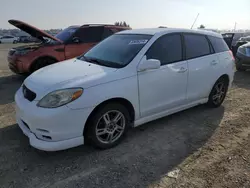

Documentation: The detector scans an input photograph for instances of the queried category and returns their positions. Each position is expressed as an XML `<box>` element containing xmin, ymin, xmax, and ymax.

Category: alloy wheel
<box><xmin>95</xmin><ymin>110</ymin><xmax>126</xmax><ymax>144</ymax></box>
<box><xmin>212</xmin><ymin>82</ymin><xmax>226</xmax><ymax>105</ymax></box>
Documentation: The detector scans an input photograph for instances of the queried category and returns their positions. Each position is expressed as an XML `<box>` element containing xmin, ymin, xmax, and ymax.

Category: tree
<box><xmin>199</xmin><ymin>24</ymin><xmax>205</xmax><ymax>29</ymax></box>
<box><xmin>114</xmin><ymin>21</ymin><xmax>130</xmax><ymax>27</ymax></box>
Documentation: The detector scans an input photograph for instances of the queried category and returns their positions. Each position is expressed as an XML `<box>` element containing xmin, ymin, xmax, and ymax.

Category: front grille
<box><xmin>8</xmin><ymin>49</ymin><xmax>15</xmax><ymax>56</ymax></box>
<box><xmin>23</xmin><ymin>85</ymin><xmax>36</xmax><ymax>102</ymax></box>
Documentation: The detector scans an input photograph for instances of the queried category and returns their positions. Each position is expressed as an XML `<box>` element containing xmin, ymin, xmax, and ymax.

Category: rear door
<box><xmin>65</xmin><ymin>26</ymin><xmax>104</xmax><ymax>59</ymax></box>
<box><xmin>208</xmin><ymin>35</ymin><xmax>234</xmax><ymax>79</ymax></box>
<box><xmin>184</xmin><ymin>33</ymin><xmax>219</xmax><ymax>102</ymax></box>
<box><xmin>8</xmin><ymin>36</ymin><xmax>14</xmax><ymax>43</ymax></box>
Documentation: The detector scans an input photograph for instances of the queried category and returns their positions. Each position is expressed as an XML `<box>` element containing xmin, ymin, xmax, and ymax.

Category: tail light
<box><xmin>230</xmin><ymin>50</ymin><xmax>235</xmax><ymax>61</ymax></box>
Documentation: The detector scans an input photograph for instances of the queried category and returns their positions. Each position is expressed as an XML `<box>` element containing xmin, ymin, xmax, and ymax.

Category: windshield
<box><xmin>78</xmin><ymin>34</ymin><xmax>152</xmax><ymax>68</ymax></box>
<box><xmin>55</xmin><ymin>27</ymin><xmax>79</xmax><ymax>42</ymax></box>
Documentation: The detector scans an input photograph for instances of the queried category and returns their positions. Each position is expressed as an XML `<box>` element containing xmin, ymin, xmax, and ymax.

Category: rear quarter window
<box><xmin>208</xmin><ymin>36</ymin><xmax>229</xmax><ymax>53</ymax></box>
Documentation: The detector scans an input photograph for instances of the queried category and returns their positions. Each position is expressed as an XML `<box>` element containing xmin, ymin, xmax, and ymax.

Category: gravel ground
<box><xmin>0</xmin><ymin>44</ymin><xmax>249</xmax><ymax>188</ymax></box>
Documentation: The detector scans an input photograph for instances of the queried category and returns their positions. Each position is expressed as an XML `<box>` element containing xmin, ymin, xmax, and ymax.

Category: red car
<box><xmin>8</xmin><ymin>20</ymin><xmax>130</xmax><ymax>74</ymax></box>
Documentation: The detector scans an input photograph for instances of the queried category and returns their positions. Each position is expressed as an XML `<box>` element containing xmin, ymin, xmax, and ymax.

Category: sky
<box><xmin>0</xmin><ymin>0</ymin><xmax>250</xmax><ymax>30</ymax></box>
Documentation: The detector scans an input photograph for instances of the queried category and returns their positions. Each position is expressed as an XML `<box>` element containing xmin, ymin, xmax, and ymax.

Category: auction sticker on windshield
<box><xmin>129</xmin><ymin>40</ymin><xmax>148</xmax><ymax>45</ymax></box>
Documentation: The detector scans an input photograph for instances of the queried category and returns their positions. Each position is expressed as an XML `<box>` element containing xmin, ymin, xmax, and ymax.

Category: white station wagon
<box><xmin>15</xmin><ymin>28</ymin><xmax>235</xmax><ymax>151</ymax></box>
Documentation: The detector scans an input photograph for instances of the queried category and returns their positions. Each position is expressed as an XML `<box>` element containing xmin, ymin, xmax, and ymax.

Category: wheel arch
<box><xmin>29</xmin><ymin>55</ymin><xmax>59</xmax><ymax>72</ymax></box>
<box><xmin>83</xmin><ymin>97</ymin><xmax>135</xmax><ymax>136</ymax></box>
<box><xmin>217</xmin><ymin>74</ymin><xmax>230</xmax><ymax>86</ymax></box>
<box><xmin>209</xmin><ymin>74</ymin><xmax>230</xmax><ymax>94</ymax></box>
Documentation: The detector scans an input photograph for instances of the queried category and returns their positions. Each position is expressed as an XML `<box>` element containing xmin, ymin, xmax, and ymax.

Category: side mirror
<box><xmin>137</xmin><ymin>59</ymin><xmax>161</xmax><ymax>72</ymax></box>
<box><xmin>72</xmin><ymin>37</ymin><xmax>80</xmax><ymax>43</ymax></box>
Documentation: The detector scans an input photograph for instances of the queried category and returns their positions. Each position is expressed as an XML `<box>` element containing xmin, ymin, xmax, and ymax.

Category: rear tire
<box><xmin>207</xmin><ymin>77</ymin><xmax>228</xmax><ymax>108</ymax></box>
<box><xmin>85</xmin><ymin>103</ymin><xmax>130</xmax><ymax>149</ymax></box>
<box><xmin>30</xmin><ymin>58</ymin><xmax>57</xmax><ymax>73</ymax></box>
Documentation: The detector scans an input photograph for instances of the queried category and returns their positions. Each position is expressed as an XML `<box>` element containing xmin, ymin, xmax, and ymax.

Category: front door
<box><xmin>65</xmin><ymin>26</ymin><xmax>104</xmax><ymax>59</ymax></box>
<box><xmin>138</xmin><ymin>34</ymin><xmax>188</xmax><ymax>117</ymax></box>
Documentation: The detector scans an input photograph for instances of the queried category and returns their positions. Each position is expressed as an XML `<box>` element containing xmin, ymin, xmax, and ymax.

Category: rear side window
<box><xmin>75</xmin><ymin>27</ymin><xmax>104</xmax><ymax>43</ymax></box>
<box><xmin>208</xmin><ymin>36</ymin><xmax>229</xmax><ymax>53</ymax></box>
<box><xmin>146</xmin><ymin>34</ymin><xmax>182</xmax><ymax>65</ymax></box>
<box><xmin>102</xmin><ymin>28</ymin><xmax>114</xmax><ymax>39</ymax></box>
<box><xmin>184</xmin><ymin>34</ymin><xmax>210</xmax><ymax>59</ymax></box>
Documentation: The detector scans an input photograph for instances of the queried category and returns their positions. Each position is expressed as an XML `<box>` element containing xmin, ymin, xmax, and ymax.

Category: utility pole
<box><xmin>191</xmin><ymin>13</ymin><xmax>200</xmax><ymax>29</ymax></box>
<box><xmin>234</xmin><ymin>22</ymin><xmax>237</xmax><ymax>31</ymax></box>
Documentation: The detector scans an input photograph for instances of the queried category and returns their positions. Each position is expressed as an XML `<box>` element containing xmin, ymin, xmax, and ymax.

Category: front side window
<box><xmin>184</xmin><ymin>34</ymin><xmax>210</xmax><ymax>59</ymax></box>
<box><xmin>55</xmin><ymin>27</ymin><xmax>79</xmax><ymax>42</ymax></box>
<box><xmin>208</xmin><ymin>36</ymin><xmax>229</xmax><ymax>53</ymax></box>
<box><xmin>78</xmin><ymin>34</ymin><xmax>152</xmax><ymax>68</ymax></box>
<box><xmin>146</xmin><ymin>34</ymin><xmax>182</xmax><ymax>65</ymax></box>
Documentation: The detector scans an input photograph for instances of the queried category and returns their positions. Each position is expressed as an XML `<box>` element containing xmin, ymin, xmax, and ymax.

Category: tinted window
<box><xmin>184</xmin><ymin>34</ymin><xmax>210</xmax><ymax>59</ymax></box>
<box><xmin>75</xmin><ymin>27</ymin><xmax>104</xmax><ymax>43</ymax></box>
<box><xmin>78</xmin><ymin>34</ymin><xmax>152</xmax><ymax>68</ymax></box>
<box><xmin>146</xmin><ymin>34</ymin><xmax>182</xmax><ymax>65</ymax></box>
<box><xmin>208</xmin><ymin>36</ymin><xmax>229</xmax><ymax>53</ymax></box>
<box><xmin>102</xmin><ymin>28</ymin><xmax>114</xmax><ymax>39</ymax></box>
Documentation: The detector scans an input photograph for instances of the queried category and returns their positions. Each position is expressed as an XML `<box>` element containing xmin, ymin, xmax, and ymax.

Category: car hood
<box><xmin>242</xmin><ymin>42</ymin><xmax>250</xmax><ymax>48</ymax></box>
<box><xmin>24</xmin><ymin>59</ymin><xmax>117</xmax><ymax>98</ymax></box>
<box><xmin>8</xmin><ymin>19</ymin><xmax>62</xmax><ymax>43</ymax></box>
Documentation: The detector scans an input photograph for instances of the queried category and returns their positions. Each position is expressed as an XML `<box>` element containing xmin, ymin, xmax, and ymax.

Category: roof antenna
<box><xmin>191</xmin><ymin>13</ymin><xmax>200</xmax><ymax>29</ymax></box>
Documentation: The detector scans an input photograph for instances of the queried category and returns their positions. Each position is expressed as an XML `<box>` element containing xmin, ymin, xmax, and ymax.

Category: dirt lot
<box><xmin>0</xmin><ymin>44</ymin><xmax>249</xmax><ymax>188</ymax></box>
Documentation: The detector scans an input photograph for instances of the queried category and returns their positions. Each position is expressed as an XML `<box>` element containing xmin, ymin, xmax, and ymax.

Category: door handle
<box><xmin>177</xmin><ymin>67</ymin><xmax>187</xmax><ymax>73</ymax></box>
<box><xmin>210</xmin><ymin>60</ymin><xmax>218</xmax><ymax>66</ymax></box>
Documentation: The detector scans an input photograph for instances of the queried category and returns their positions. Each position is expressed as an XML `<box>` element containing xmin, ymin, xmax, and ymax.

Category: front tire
<box><xmin>13</xmin><ymin>40</ymin><xmax>17</xmax><ymax>44</ymax></box>
<box><xmin>86</xmin><ymin>103</ymin><xmax>130</xmax><ymax>149</ymax></box>
<box><xmin>207</xmin><ymin>77</ymin><xmax>228</xmax><ymax>108</ymax></box>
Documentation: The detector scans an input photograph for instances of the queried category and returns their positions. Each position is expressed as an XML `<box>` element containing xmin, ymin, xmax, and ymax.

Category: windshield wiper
<box><xmin>78</xmin><ymin>55</ymin><xmax>123</xmax><ymax>68</ymax></box>
<box><xmin>79</xmin><ymin>56</ymin><xmax>102</xmax><ymax>65</ymax></box>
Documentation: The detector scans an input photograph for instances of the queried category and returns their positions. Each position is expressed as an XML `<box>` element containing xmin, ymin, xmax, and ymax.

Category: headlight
<box><xmin>245</xmin><ymin>47</ymin><xmax>250</xmax><ymax>57</ymax></box>
<box><xmin>37</xmin><ymin>88</ymin><xmax>83</xmax><ymax>108</ymax></box>
<box><xmin>238</xmin><ymin>46</ymin><xmax>246</xmax><ymax>55</ymax></box>
<box><xmin>15</xmin><ymin>49</ymin><xmax>36</xmax><ymax>55</ymax></box>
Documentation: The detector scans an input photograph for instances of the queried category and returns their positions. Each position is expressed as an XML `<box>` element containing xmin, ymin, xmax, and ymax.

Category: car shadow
<box><xmin>0</xmin><ymin>74</ymin><xmax>24</xmax><ymax>105</ymax></box>
<box><xmin>0</xmin><ymin>105</ymin><xmax>224</xmax><ymax>188</ymax></box>
<box><xmin>233</xmin><ymin>70</ymin><xmax>250</xmax><ymax>89</ymax></box>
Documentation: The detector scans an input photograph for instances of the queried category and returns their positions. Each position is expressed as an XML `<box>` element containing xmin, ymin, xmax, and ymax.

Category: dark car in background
<box><xmin>7</xmin><ymin>20</ymin><xmax>131</xmax><ymax>74</ymax></box>
<box><xmin>222</xmin><ymin>32</ymin><xmax>250</xmax><ymax>56</ymax></box>
<box><xmin>235</xmin><ymin>36</ymin><xmax>250</xmax><ymax>49</ymax></box>
<box><xmin>235</xmin><ymin>42</ymin><xmax>250</xmax><ymax>71</ymax></box>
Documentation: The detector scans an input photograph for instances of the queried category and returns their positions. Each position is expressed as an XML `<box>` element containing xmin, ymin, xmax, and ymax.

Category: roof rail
<box><xmin>81</xmin><ymin>24</ymin><xmax>130</xmax><ymax>28</ymax></box>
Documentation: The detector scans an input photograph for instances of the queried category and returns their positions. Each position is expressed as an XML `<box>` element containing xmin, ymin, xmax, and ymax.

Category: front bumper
<box><xmin>17</xmin><ymin>118</ymin><xmax>84</xmax><ymax>151</ymax></box>
<box><xmin>8</xmin><ymin>55</ymin><xmax>23</xmax><ymax>74</ymax></box>
<box><xmin>15</xmin><ymin>87</ymin><xmax>94</xmax><ymax>151</ymax></box>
